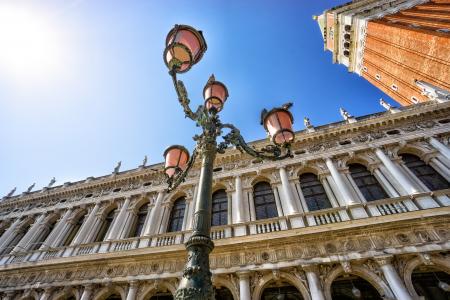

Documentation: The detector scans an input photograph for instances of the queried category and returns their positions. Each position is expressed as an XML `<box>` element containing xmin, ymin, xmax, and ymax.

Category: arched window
<box><xmin>95</xmin><ymin>208</ymin><xmax>117</xmax><ymax>242</ymax></box>
<box><xmin>63</xmin><ymin>213</ymin><xmax>86</xmax><ymax>246</ymax></box>
<box><xmin>29</xmin><ymin>218</ymin><xmax>58</xmax><ymax>250</ymax></box>
<box><xmin>402</xmin><ymin>153</ymin><xmax>449</xmax><ymax>190</ymax></box>
<box><xmin>3</xmin><ymin>221</ymin><xmax>31</xmax><ymax>254</ymax></box>
<box><xmin>349</xmin><ymin>163</ymin><xmax>388</xmax><ymax>201</ymax></box>
<box><xmin>168</xmin><ymin>197</ymin><xmax>186</xmax><ymax>232</ymax></box>
<box><xmin>253</xmin><ymin>182</ymin><xmax>278</xmax><ymax>220</ymax></box>
<box><xmin>211</xmin><ymin>189</ymin><xmax>228</xmax><ymax>226</ymax></box>
<box><xmin>299</xmin><ymin>173</ymin><xmax>332</xmax><ymax>211</ymax></box>
<box><xmin>129</xmin><ymin>204</ymin><xmax>149</xmax><ymax>237</ymax></box>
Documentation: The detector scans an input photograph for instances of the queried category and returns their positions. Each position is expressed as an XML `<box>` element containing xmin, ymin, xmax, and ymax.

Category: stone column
<box><xmin>158</xmin><ymin>204</ymin><xmax>170</xmax><ymax>234</ymax></box>
<box><xmin>41</xmin><ymin>209</ymin><xmax>73</xmax><ymax>249</ymax></box>
<box><xmin>430</xmin><ymin>157</ymin><xmax>450</xmax><ymax>179</ymax></box>
<box><xmin>375</xmin><ymin>256</ymin><xmax>413</xmax><ymax>300</ymax></box>
<box><xmin>181</xmin><ymin>198</ymin><xmax>191</xmax><ymax>231</ymax></box>
<box><xmin>302</xmin><ymin>265</ymin><xmax>325</xmax><ymax>300</ymax></box>
<box><xmin>233</xmin><ymin>176</ymin><xmax>246</xmax><ymax>223</ymax></box>
<box><xmin>0</xmin><ymin>218</ymin><xmax>21</xmax><ymax>250</ymax></box>
<box><xmin>118</xmin><ymin>199</ymin><xmax>141</xmax><ymax>239</ymax></box>
<box><xmin>144</xmin><ymin>191</ymin><xmax>165</xmax><ymax>235</ymax></box>
<box><xmin>80</xmin><ymin>284</ymin><xmax>94</xmax><ymax>300</ymax></box>
<box><xmin>246</xmin><ymin>188</ymin><xmax>256</xmax><ymax>221</ymax></box>
<box><xmin>106</xmin><ymin>197</ymin><xmax>131</xmax><ymax>240</ymax></box>
<box><xmin>126</xmin><ymin>281</ymin><xmax>139</xmax><ymax>300</ymax></box>
<box><xmin>373</xmin><ymin>168</ymin><xmax>400</xmax><ymax>197</ymax></box>
<box><xmin>71</xmin><ymin>203</ymin><xmax>100</xmax><ymax>245</ymax></box>
<box><xmin>319</xmin><ymin>176</ymin><xmax>340</xmax><ymax>208</ymax></box>
<box><xmin>344</xmin><ymin>171</ymin><xmax>366</xmax><ymax>202</ymax></box>
<box><xmin>39</xmin><ymin>288</ymin><xmax>53</xmax><ymax>300</ymax></box>
<box><xmin>186</xmin><ymin>186</ymin><xmax>198</xmax><ymax>230</ymax></box>
<box><xmin>278</xmin><ymin>167</ymin><xmax>299</xmax><ymax>215</ymax></box>
<box><xmin>374</xmin><ymin>148</ymin><xmax>419</xmax><ymax>195</ymax></box>
<box><xmin>12</xmin><ymin>214</ymin><xmax>46</xmax><ymax>252</ymax></box>
<box><xmin>325</xmin><ymin>175</ymin><xmax>346</xmax><ymax>206</ymax></box>
<box><xmin>325</xmin><ymin>158</ymin><xmax>368</xmax><ymax>218</ymax></box>
<box><xmin>2</xmin><ymin>291</ymin><xmax>15</xmax><ymax>300</ymax></box>
<box><xmin>272</xmin><ymin>185</ymin><xmax>284</xmax><ymax>217</ymax></box>
<box><xmin>325</xmin><ymin>158</ymin><xmax>358</xmax><ymax>205</ymax></box>
<box><xmin>227</xmin><ymin>191</ymin><xmax>233</xmax><ymax>225</ymax></box>
<box><xmin>429</xmin><ymin>137</ymin><xmax>450</xmax><ymax>161</ymax></box>
<box><xmin>238</xmin><ymin>272</ymin><xmax>251</xmax><ymax>300</ymax></box>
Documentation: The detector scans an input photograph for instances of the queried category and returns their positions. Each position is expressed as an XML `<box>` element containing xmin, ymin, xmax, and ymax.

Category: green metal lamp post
<box><xmin>162</xmin><ymin>24</ymin><xmax>295</xmax><ymax>300</ymax></box>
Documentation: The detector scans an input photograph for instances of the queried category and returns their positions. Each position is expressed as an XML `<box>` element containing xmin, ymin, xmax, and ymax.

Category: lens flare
<box><xmin>0</xmin><ymin>5</ymin><xmax>66</xmax><ymax>84</ymax></box>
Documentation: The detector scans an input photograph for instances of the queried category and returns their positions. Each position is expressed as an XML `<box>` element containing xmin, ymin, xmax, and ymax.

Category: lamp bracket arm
<box><xmin>170</xmin><ymin>70</ymin><xmax>198</xmax><ymax>121</ymax></box>
<box><xmin>166</xmin><ymin>147</ymin><xmax>198</xmax><ymax>192</ymax></box>
<box><xmin>219</xmin><ymin>123</ymin><xmax>292</xmax><ymax>161</ymax></box>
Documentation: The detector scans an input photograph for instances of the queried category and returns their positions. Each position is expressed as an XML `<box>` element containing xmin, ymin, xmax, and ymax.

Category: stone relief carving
<box><xmin>363</xmin><ymin>259</ymin><xmax>384</xmax><ymax>280</ymax></box>
<box><xmin>340</xmin><ymin>261</ymin><xmax>352</xmax><ymax>273</ymax></box>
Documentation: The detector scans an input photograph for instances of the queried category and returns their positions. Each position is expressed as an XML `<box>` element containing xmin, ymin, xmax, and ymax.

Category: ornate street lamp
<box><xmin>162</xmin><ymin>24</ymin><xmax>295</xmax><ymax>300</ymax></box>
<box><xmin>164</xmin><ymin>24</ymin><xmax>207</xmax><ymax>73</ymax></box>
<box><xmin>163</xmin><ymin>145</ymin><xmax>190</xmax><ymax>177</ymax></box>
<box><xmin>203</xmin><ymin>75</ymin><xmax>229</xmax><ymax>112</ymax></box>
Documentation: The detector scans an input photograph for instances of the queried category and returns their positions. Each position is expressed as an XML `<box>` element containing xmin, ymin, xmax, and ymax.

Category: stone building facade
<box><xmin>315</xmin><ymin>0</ymin><xmax>450</xmax><ymax>106</ymax></box>
<box><xmin>0</xmin><ymin>101</ymin><xmax>449</xmax><ymax>299</ymax></box>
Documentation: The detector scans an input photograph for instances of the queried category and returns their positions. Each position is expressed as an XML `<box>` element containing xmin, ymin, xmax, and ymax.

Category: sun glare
<box><xmin>0</xmin><ymin>5</ymin><xmax>65</xmax><ymax>84</ymax></box>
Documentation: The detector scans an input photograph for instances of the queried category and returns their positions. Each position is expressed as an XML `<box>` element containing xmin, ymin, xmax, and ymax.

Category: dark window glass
<box><xmin>95</xmin><ymin>208</ymin><xmax>116</xmax><ymax>242</ymax></box>
<box><xmin>253</xmin><ymin>182</ymin><xmax>278</xmax><ymax>220</ymax></box>
<box><xmin>331</xmin><ymin>275</ymin><xmax>382</xmax><ymax>300</ymax></box>
<box><xmin>402</xmin><ymin>153</ymin><xmax>449</xmax><ymax>191</ymax></box>
<box><xmin>63</xmin><ymin>213</ymin><xmax>86</xmax><ymax>246</ymax></box>
<box><xmin>130</xmin><ymin>204</ymin><xmax>149</xmax><ymax>237</ymax></box>
<box><xmin>211</xmin><ymin>189</ymin><xmax>228</xmax><ymax>226</ymax></box>
<box><xmin>300</xmin><ymin>173</ymin><xmax>332</xmax><ymax>211</ymax></box>
<box><xmin>412</xmin><ymin>270</ymin><xmax>450</xmax><ymax>299</ymax></box>
<box><xmin>349</xmin><ymin>163</ymin><xmax>388</xmax><ymax>201</ymax></box>
<box><xmin>262</xmin><ymin>285</ymin><xmax>303</xmax><ymax>300</ymax></box>
<box><xmin>168</xmin><ymin>197</ymin><xmax>186</xmax><ymax>232</ymax></box>
<box><xmin>215</xmin><ymin>287</ymin><xmax>234</xmax><ymax>300</ymax></box>
<box><xmin>150</xmin><ymin>293</ymin><xmax>173</xmax><ymax>300</ymax></box>
<box><xmin>105</xmin><ymin>294</ymin><xmax>121</xmax><ymax>300</ymax></box>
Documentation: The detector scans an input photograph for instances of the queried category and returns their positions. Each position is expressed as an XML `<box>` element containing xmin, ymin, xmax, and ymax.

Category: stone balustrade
<box><xmin>0</xmin><ymin>189</ymin><xmax>447</xmax><ymax>268</ymax></box>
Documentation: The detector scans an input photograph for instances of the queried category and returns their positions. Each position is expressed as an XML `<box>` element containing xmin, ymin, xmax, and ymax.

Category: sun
<box><xmin>0</xmin><ymin>4</ymin><xmax>65</xmax><ymax>84</ymax></box>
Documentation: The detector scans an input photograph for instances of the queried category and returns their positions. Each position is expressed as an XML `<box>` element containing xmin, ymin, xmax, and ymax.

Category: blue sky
<box><xmin>0</xmin><ymin>0</ymin><xmax>397</xmax><ymax>196</ymax></box>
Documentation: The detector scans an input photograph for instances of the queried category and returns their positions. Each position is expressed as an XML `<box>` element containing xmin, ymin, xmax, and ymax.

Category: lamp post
<box><xmin>163</xmin><ymin>24</ymin><xmax>295</xmax><ymax>300</ymax></box>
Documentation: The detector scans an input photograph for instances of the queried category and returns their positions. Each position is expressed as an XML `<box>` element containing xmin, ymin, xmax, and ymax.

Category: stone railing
<box><xmin>249</xmin><ymin>217</ymin><xmax>288</xmax><ymax>234</ymax></box>
<box><xmin>210</xmin><ymin>225</ymin><xmax>232</xmax><ymax>240</ymax></box>
<box><xmin>0</xmin><ymin>190</ymin><xmax>447</xmax><ymax>267</ymax></box>
<box><xmin>304</xmin><ymin>207</ymin><xmax>349</xmax><ymax>226</ymax></box>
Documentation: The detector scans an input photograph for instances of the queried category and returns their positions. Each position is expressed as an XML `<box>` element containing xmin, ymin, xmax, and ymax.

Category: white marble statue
<box><xmin>415</xmin><ymin>80</ymin><xmax>450</xmax><ymax>103</ymax></box>
<box><xmin>47</xmin><ymin>177</ymin><xmax>56</xmax><ymax>188</ymax></box>
<box><xmin>304</xmin><ymin>117</ymin><xmax>313</xmax><ymax>129</ymax></box>
<box><xmin>26</xmin><ymin>183</ymin><xmax>35</xmax><ymax>193</ymax></box>
<box><xmin>340</xmin><ymin>107</ymin><xmax>352</xmax><ymax>120</ymax></box>
<box><xmin>5</xmin><ymin>187</ymin><xmax>16</xmax><ymax>198</ymax></box>
<box><xmin>114</xmin><ymin>161</ymin><xmax>122</xmax><ymax>174</ymax></box>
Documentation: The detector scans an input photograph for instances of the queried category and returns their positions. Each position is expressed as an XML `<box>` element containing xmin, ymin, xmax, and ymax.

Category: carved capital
<box><xmin>301</xmin><ymin>264</ymin><xmax>320</xmax><ymax>273</ymax></box>
<box><xmin>375</xmin><ymin>255</ymin><xmax>393</xmax><ymax>267</ymax></box>
<box><xmin>236</xmin><ymin>271</ymin><xmax>251</xmax><ymax>280</ymax></box>
<box><xmin>129</xmin><ymin>280</ymin><xmax>139</xmax><ymax>289</ymax></box>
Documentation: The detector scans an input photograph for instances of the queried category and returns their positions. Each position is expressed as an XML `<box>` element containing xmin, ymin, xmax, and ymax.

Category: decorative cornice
<box><xmin>0</xmin><ymin>102</ymin><xmax>449</xmax><ymax>220</ymax></box>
